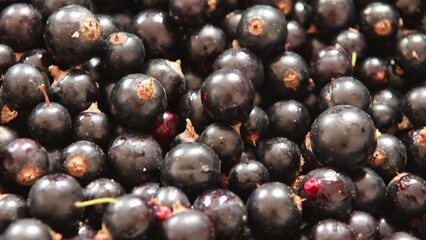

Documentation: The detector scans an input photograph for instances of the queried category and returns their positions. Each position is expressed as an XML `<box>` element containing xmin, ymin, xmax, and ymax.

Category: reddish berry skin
<box><xmin>303</xmin><ymin>178</ymin><xmax>322</xmax><ymax>198</ymax></box>
<box><xmin>298</xmin><ymin>168</ymin><xmax>357</xmax><ymax>221</ymax></box>
<box><xmin>150</xmin><ymin>111</ymin><xmax>179</xmax><ymax>147</ymax></box>
<box><xmin>155</xmin><ymin>205</ymin><xmax>172</xmax><ymax>222</ymax></box>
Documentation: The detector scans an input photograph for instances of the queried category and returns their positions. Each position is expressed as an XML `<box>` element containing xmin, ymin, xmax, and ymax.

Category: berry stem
<box><xmin>40</xmin><ymin>83</ymin><xmax>51</xmax><ymax>107</ymax></box>
<box><xmin>75</xmin><ymin>198</ymin><xmax>118</xmax><ymax>208</ymax></box>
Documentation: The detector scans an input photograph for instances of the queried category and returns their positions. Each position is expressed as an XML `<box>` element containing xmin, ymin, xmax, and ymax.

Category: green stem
<box><xmin>75</xmin><ymin>198</ymin><xmax>117</xmax><ymax>208</ymax></box>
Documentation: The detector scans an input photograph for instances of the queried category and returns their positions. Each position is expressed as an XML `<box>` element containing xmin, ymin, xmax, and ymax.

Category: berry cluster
<box><xmin>0</xmin><ymin>0</ymin><xmax>425</xmax><ymax>239</ymax></box>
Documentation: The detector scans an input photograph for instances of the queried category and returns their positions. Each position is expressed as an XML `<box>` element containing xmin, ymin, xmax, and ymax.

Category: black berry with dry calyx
<box><xmin>266</xmin><ymin>51</ymin><xmax>310</xmax><ymax>100</ymax></box>
<box><xmin>57</xmin><ymin>140</ymin><xmax>108</xmax><ymax>185</ymax></box>
<box><xmin>73</xmin><ymin>102</ymin><xmax>111</xmax><ymax>147</ymax></box>
<box><xmin>0</xmin><ymin>138</ymin><xmax>48</xmax><ymax>187</ymax></box>
<box><xmin>171</xmin><ymin>118</ymin><xmax>200</xmax><ymax>147</ymax></box>
<box><xmin>110</xmin><ymin>74</ymin><xmax>167</xmax><ymax>131</ymax></box>
<box><xmin>102</xmin><ymin>32</ymin><xmax>146</xmax><ymax>79</ymax></box>
<box><xmin>49</xmin><ymin>65</ymin><xmax>100</xmax><ymax>115</ymax></box>
<box><xmin>44</xmin><ymin>5</ymin><xmax>103</xmax><ymax>66</ymax></box>
<box><xmin>143</xmin><ymin>58</ymin><xmax>186</xmax><ymax>106</ymax></box>
<box><xmin>237</xmin><ymin>5</ymin><xmax>288</xmax><ymax>57</ymax></box>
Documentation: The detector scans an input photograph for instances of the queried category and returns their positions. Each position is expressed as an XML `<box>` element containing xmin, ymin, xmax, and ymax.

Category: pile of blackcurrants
<box><xmin>0</xmin><ymin>0</ymin><xmax>425</xmax><ymax>239</ymax></box>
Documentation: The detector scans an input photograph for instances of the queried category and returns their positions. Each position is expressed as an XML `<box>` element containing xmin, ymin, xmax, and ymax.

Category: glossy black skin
<box><xmin>359</xmin><ymin>3</ymin><xmax>400</xmax><ymax>41</ymax></box>
<box><xmin>161</xmin><ymin>209</ymin><xmax>215</xmax><ymax>240</ymax></box>
<box><xmin>2</xmin><ymin>218</ymin><xmax>53</xmax><ymax>240</ymax></box>
<box><xmin>298</xmin><ymin>168</ymin><xmax>357</xmax><ymax>221</ymax></box>
<box><xmin>18</xmin><ymin>49</ymin><xmax>54</xmax><ymax>75</ymax></box>
<box><xmin>213</xmin><ymin>47</ymin><xmax>264</xmax><ymax>88</ymax></box>
<box><xmin>372</xmin><ymin>88</ymin><xmax>402</xmax><ymax>120</ymax></box>
<box><xmin>199</xmin><ymin>123</ymin><xmax>243</xmax><ymax>172</ymax></box>
<box><xmin>310</xmin><ymin>219</ymin><xmax>355</xmax><ymax>240</ymax></box>
<box><xmin>396</xmin><ymin>33</ymin><xmax>426</xmax><ymax>82</ymax></box>
<box><xmin>51</xmin><ymin>69</ymin><xmax>100</xmax><ymax>115</ymax></box>
<box><xmin>0</xmin><ymin>44</ymin><xmax>15</xmax><ymax>75</ymax></box>
<box><xmin>369</xmin><ymin>103</ymin><xmax>397</xmax><ymax>131</ymax></box>
<box><xmin>347</xmin><ymin>211</ymin><xmax>380</xmax><ymax>240</ymax></box>
<box><xmin>46</xmin><ymin>146</ymin><xmax>62</xmax><ymax>173</ymax></box>
<box><xmin>27</xmin><ymin>102</ymin><xmax>72</xmax><ymax>145</ymax></box>
<box><xmin>132</xmin><ymin>182</ymin><xmax>160</xmax><ymax>202</ymax></box>
<box><xmin>246</xmin><ymin>182</ymin><xmax>302</xmax><ymax>239</ymax></box>
<box><xmin>169</xmin><ymin>0</ymin><xmax>208</xmax><ymax>27</ymax></box>
<box><xmin>394</xmin><ymin>0</ymin><xmax>424</xmax><ymax>29</ymax></box>
<box><xmin>161</xmin><ymin>142</ymin><xmax>221</xmax><ymax>199</ymax></box>
<box><xmin>413</xmin><ymin>213</ymin><xmax>426</xmax><ymax>240</ymax></box>
<box><xmin>110</xmin><ymin>74</ymin><xmax>167</xmax><ymax>131</ymax></box>
<box><xmin>221</xmin><ymin>10</ymin><xmax>242</xmax><ymax>40</ymax></box>
<box><xmin>266</xmin><ymin>51</ymin><xmax>310</xmax><ymax>100</ymax></box>
<box><xmin>67</xmin><ymin>222</ymin><xmax>96</xmax><ymax>240</ymax></box>
<box><xmin>377</xmin><ymin>215</ymin><xmax>402</xmax><ymax>239</ymax></box>
<box><xmin>0</xmin><ymin>194</ymin><xmax>27</xmax><ymax>232</ymax></box>
<box><xmin>103</xmin><ymin>195</ymin><xmax>155</xmax><ymax>240</ymax></box>
<box><xmin>351</xmin><ymin>167</ymin><xmax>386</xmax><ymax>214</ymax></box>
<box><xmin>44</xmin><ymin>5</ymin><xmax>103</xmax><ymax>66</ymax></box>
<box><xmin>83</xmin><ymin>178</ymin><xmax>125</xmax><ymax>229</ymax></box>
<box><xmin>178</xmin><ymin>89</ymin><xmax>213</xmax><ymax>133</ymax></box>
<box><xmin>193</xmin><ymin>189</ymin><xmax>247</xmax><ymax>240</ymax></box>
<box><xmin>303</xmin><ymin>35</ymin><xmax>328</xmax><ymax>61</ymax></box>
<box><xmin>402</xmin><ymin>87</ymin><xmax>426</xmax><ymax>127</ymax></box>
<box><xmin>2</xmin><ymin>63</ymin><xmax>49</xmax><ymax>109</ymax></box>
<box><xmin>333</xmin><ymin>29</ymin><xmax>368</xmax><ymax>61</ymax></box>
<box><xmin>186</xmin><ymin>24</ymin><xmax>228</xmax><ymax>74</ymax></box>
<box><xmin>300</xmin><ymin>133</ymin><xmax>322</xmax><ymax>174</ymax></box>
<box><xmin>140</xmin><ymin>0</ymin><xmax>169</xmax><ymax>9</ymax></box>
<box><xmin>237</xmin><ymin>5</ymin><xmax>287</xmax><ymax>57</ymax></box>
<box><xmin>310</xmin><ymin>46</ymin><xmax>353</xmax><ymax>87</ymax></box>
<box><xmin>0</xmin><ymin>126</ymin><xmax>18</xmax><ymax>151</ymax></box>
<box><xmin>310</xmin><ymin>105</ymin><xmax>377</xmax><ymax>172</ymax></box>
<box><xmin>256</xmin><ymin>137</ymin><xmax>301</xmax><ymax>185</ymax></box>
<box><xmin>356</xmin><ymin>57</ymin><xmax>389</xmax><ymax>89</ymax></box>
<box><xmin>143</xmin><ymin>59</ymin><xmax>186</xmax><ymax>105</ymax></box>
<box><xmin>73</xmin><ymin>110</ymin><xmax>111</xmax><ymax>147</ymax></box>
<box><xmin>81</xmin><ymin>57</ymin><xmax>103</xmax><ymax>83</ymax></box>
<box><xmin>0</xmin><ymin>4</ymin><xmax>43</xmax><ymax>52</ymax></box>
<box><xmin>404</xmin><ymin>128</ymin><xmax>426</xmax><ymax>176</ymax></box>
<box><xmin>318</xmin><ymin>77</ymin><xmax>371</xmax><ymax>112</ymax></box>
<box><xmin>387</xmin><ymin>58</ymin><xmax>405</xmax><ymax>90</ymax></box>
<box><xmin>241</xmin><ymin>106</ymin><xmax>269</xmax><ymax>146</ymax></box>
<box><xmin>32</xmin><ymin>0</ymin><xmax>92</xmax><ymax>19</ymax></box>
<box><xmin>96</xmin><ymin>14</ymin><xmax>120</xmax><ymax>39</ymax></box>
<box><xmin>28</xmin><ymin>173</ymin><xmax>84</xmax><ymax>232</ymax></box>
<box><xmin>286</xmin><ymin>20</ymin><xmax>307</xmax><ymax>53</ymax></box>
<box><xmin>368</xmin><ymin>134</ymin><xmax>407</xmax><ymax>183</ymax></box>
<box><xmin>131</xmin><ymin>9</ymin><xmax>177</xmax><ymax>59</ymax></box>
<box><xmin>182</xmin><ymin>67</ymin><xmax>203</xmax><ymax>90</ymax></box>
<box><xmin>291</xmin><ymin>1</ymin><xmax>312</xmax><ymax>28</ymax></box>
<box><xmin>0</xmin><ymin>138</ymin><xmax>48</xmax><ymax>187</ymax></box>
<box><xmin>102</xmin><ymin>32</ymin><xmax>146</xmax><ymax>79</ymax></box>
<box><xmin>200</xmin><ymin>69</ymin><xmax>255</xmax><ymax>123</ymax></box>
<box><xmin>385</xmin><ymin>173</ymin><xmax>426</xmax><ymax>222</ymax></box>
<box><xmin>154</xmin><ymin>186</ymin><xmax>191</xmax><ymax>208</ymax></box>
<box><xmin>228</xmin><ymin>160</ymin><xmax>269</xmax><ymax>202</ymax></box>
<box><xmin>385</xmin><ymin>232</ymin><xmax>420</xmax><ymax>240</ymax></box>
<box><xmin>266</xmin><ymin>100</ymin><xmax>311</xmax><ymax>143</ymax></box>
<box><xmin>107</xmin><ymin>134</ymin><xmax>163</xmax><ymax>187</ymax></box>
<box><xmin>58</xmin><ymin>141</ymin><xmax>107</xmax><ymax>184</ymax></box>
<box><xmin>311</xmin><ymin>0</ymin><xmax>356</xmax><ymax>38</ymax></box>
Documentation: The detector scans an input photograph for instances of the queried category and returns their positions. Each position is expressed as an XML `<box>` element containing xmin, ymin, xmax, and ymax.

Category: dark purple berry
<box><xmin>44</xmin><ymin>5</ymin><xmax>103</xmax><ymax>66</ymax></box>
